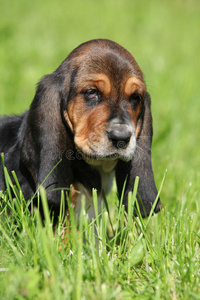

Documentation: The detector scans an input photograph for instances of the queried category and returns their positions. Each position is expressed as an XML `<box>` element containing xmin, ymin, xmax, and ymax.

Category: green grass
<box><xmin>0</xmin><ymin>0</ymin><xmax>200</xmax><ymax>299</ymax></box>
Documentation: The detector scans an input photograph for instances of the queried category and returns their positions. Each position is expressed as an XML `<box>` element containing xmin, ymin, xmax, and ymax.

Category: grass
<box><xmin>0</xmin><ymin>0</ymin><xmax>200</xmax><ymax>299</ymax></box>
<box><xmin>0</xmin><ymin>165</ymin><xmax>199</xmax><ymax>300</ymax></box>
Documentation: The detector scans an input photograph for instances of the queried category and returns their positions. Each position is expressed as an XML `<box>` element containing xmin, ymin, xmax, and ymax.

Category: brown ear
<box><xmin>115</xmin><ymin>92</ymin><xmax>161</xmax><ymax>217</ymax></box>
<box><xmin>20</xmin><ymin>71</ymin><xmax>74</xmax><ymax>213</ymax></box>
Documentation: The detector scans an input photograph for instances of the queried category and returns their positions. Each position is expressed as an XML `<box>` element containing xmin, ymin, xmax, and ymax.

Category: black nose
<box><xmin>107</xmin><ymin>129</ymin><xmax>132</xmax><ymax>149</ymax></box>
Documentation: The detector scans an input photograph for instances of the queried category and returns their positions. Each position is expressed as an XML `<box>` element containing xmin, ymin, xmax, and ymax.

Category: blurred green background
<box><xmin>0</xmin><ymin>0</ymin><xmax>200</xmax><ymax>211</ymax></box>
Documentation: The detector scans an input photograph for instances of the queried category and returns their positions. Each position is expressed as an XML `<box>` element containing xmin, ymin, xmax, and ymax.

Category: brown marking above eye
<box><xmin>124</xmin><ymin>76</ymin><xmax>146</xmax><ymax>98</ymax></box>
<box><xmin>93</xmin><ymin>73</ymin><xmax>111</xmax><ymax>95</ymax></box>
<box><xmin>77</xmin><ymin>73</ymin><xmax>111</xmax><ymax>96</ymax></box>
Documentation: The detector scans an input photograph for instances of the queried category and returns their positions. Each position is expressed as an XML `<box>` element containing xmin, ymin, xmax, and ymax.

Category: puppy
<box><xmin>0</xmin><ymin>39</ymin><xmax>161</xmax><ymax>221</ymax></box>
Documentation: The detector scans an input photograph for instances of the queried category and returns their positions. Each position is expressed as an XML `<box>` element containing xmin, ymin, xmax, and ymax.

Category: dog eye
<box><xmin>84</xmin><ymin>88</ymin><xmax>100</xmax><ymax>103</ymax></box>
<box><xmin>130</xmin><ymin>93</ymin><xmax>142</xmax><ymax>108</ymax></box>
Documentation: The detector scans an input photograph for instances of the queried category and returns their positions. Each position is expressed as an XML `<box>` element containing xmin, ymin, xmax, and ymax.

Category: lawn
<box><xmin>0</xmin><ymin>0</ymin><xmax>200</xmax><ymax>299</ymax></box>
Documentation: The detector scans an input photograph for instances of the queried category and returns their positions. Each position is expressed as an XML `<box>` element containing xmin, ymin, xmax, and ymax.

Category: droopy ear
<box><xmin>115</xmin><ymin>92</ymin><xmax>161</xmax><ymax>217</ymax></box>
<box><xmin>21</xmin><ymin>72</ymin><xmax>74</xmax><ymax>214</ymax></box>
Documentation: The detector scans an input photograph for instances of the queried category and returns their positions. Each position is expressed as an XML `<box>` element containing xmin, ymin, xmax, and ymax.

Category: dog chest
<box><xmin>71</xmin><ymin>169</ymin><xmax>114</xmax><ymax>220</ymax></box>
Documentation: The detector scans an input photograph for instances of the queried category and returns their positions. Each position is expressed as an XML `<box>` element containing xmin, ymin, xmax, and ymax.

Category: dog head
<box><xmin>61</xmin><ymin>40</ymin><xmax>146</xmax><ymax>167</ymax></box>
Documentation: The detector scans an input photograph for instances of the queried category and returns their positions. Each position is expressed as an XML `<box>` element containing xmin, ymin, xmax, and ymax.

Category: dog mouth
<box><xmin>76</xmin><ymin>148</ymin><xmax>119</xmax><ymax>161</ymax></box>
<box><xmin>84</xmin><ymin>152</ymin><xmax>120</xmax><ymax>161</ymax></box>
<box><xmin>76</xmin><ymin>147</ymin><xmax>134</xmax><ymax>164</ymax></box>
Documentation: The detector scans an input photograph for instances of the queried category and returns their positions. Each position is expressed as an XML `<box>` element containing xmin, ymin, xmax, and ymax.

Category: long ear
<box><xmin>21</xmin><ymin>72</ymin><xmax>73</xmax><ymax>214</ymax></box>
<box><xmin>115</xmin><ymin>92</ymin><xmax>161</xmax><ymax>217</ymax></box>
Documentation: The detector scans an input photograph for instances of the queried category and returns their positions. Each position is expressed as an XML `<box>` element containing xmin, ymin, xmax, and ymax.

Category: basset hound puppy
<box><xmin>0</xmin><ymin>39</ymin><xmax>161</xmax><ymax>222</ymax></box>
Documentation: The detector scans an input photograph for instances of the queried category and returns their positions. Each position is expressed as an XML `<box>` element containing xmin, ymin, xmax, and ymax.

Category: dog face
<box><xmin>62</xmin><ymin>40</ymin><xmax>146</xmax><ymax>166</ymax></box>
